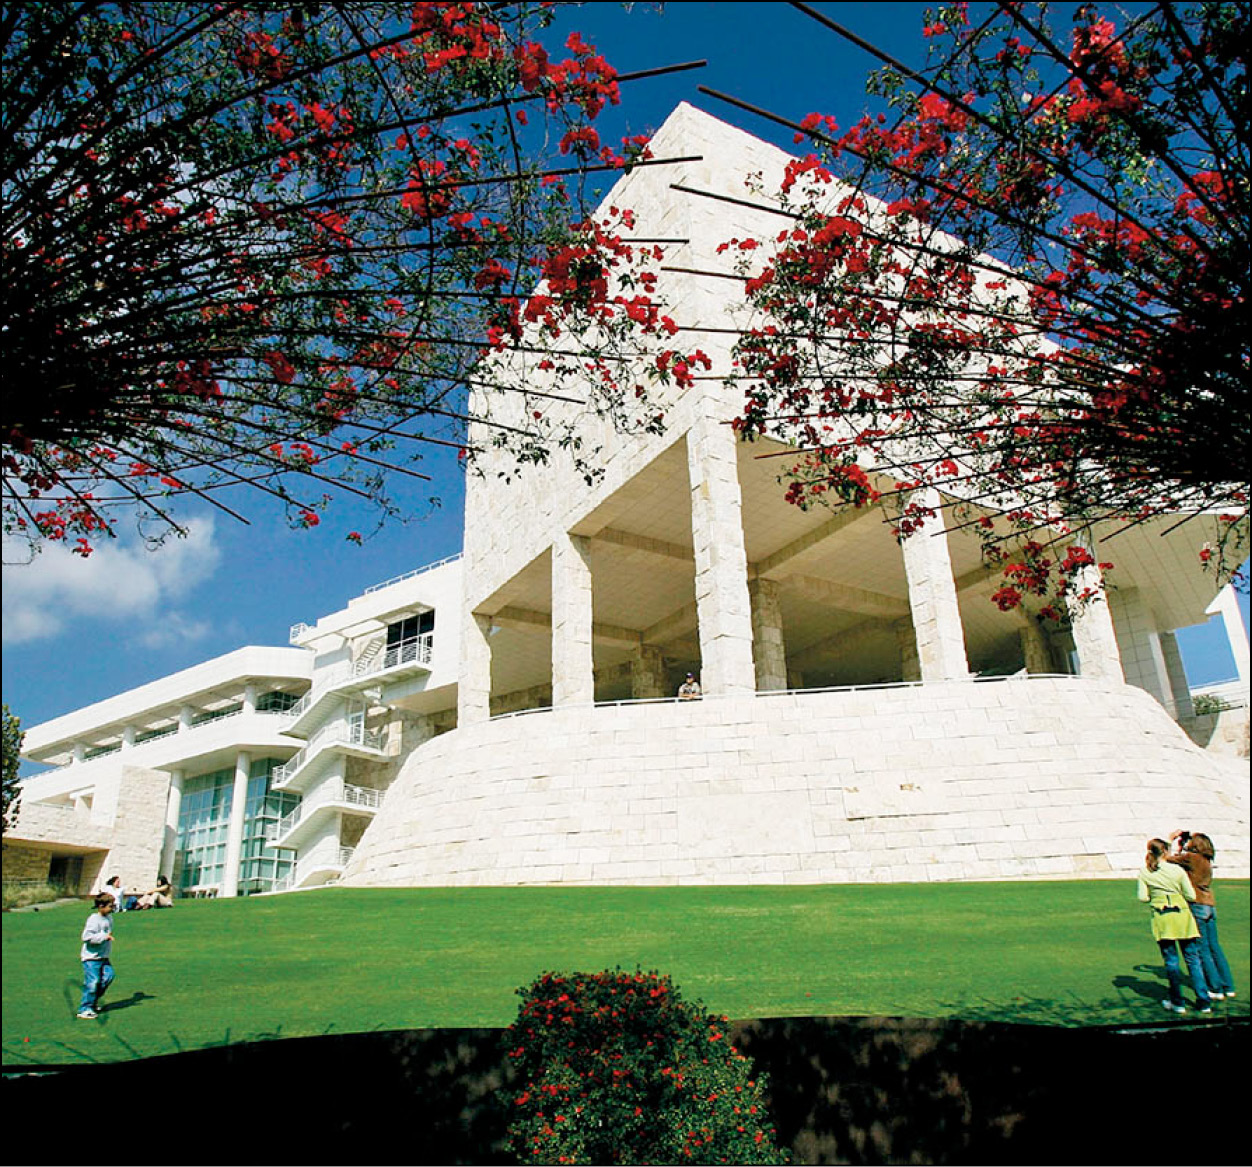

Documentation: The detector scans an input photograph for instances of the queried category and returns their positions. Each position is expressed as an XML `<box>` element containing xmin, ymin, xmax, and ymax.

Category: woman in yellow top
<box><xmin>1137</xmin><ymin>838</ymin><xmax>1212</xmax><ymax>1015</ymax></box>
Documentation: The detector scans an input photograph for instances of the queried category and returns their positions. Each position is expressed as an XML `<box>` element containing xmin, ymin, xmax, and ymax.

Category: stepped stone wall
<box><xmin>343</xmin><ymin>677</ymin><xmax>1249</xmax><ymax>887</ymax></box>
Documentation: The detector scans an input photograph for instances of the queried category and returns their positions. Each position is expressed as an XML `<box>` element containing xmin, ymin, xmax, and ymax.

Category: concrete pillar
<box><xmin>748</xmin><ymin>577</ymin><xmax>788</xmax><ymax>690</ymax></box>
<box><xmin>1159</xmin><ymin>631</ymin><xmax>1195</xmax><ymax>720</ymax></box>
<box><xmin>630</xmin><ymin>644</ymin><xmax>668</xmax><ymax>699</ymax></box>
<box><xmin>220</xmin><ymin>750</ymin><xmax>251</xmax><ymax>898</ymax></box>
<box><xmin>1108</xmin><ymin>587</ymin><xmax>1169</xmax><ymax>704</ymax></box>
<box><xmin>160</xmin><ymin>768</ymin><xmax>185</xmax><ymax>880</ymax></box>
<box><xmin>243</xmin><ymin>683</ymin><xmax>258</xmax><ymax>715</ymax></box>
<box><xmin>1018</xmin><ymin>614</ymin><xmax>1052</xmax><ymax>674</ymax></box>
<box><xmin>1207</xmin><ymin>585</ymin><xmax>1250</xmax><ymax>688</ymax></box>
<box><xmin>121</xmin><ymin>725</ymin><xmax>136</xmax><ymax>749</ymax></box>
<box><xmin>552</xmin><ymin>532</ymin><xmax>595</xmax><ymax>706</ymax></box>
<box><xmin>458</xmin><ymin>611</ymin><xmax>494</xmax><ymax>726</ymax></box>
<box><xmin>178</xmin><ymin>705</ymin><xmax>195</xmax><ymax>732</ymax></box>
<box><xmin>73</xmin><ymin>742</ymin><xmax>86</xmax><ymax>764</ymax></box>
<box><xmin>1066</xmin><ymin>536</ymin><xmax>1124</xmax><ymax>682</ymax></box>
<box><xmin>899</xmin><ymin>488</ymin><xmax>969</xmax><ymax>682</ymax></box>
<box><xmin>687</xmin><ymin>420</ymin><xmax>755</xmax><ymax>695</ymax></box>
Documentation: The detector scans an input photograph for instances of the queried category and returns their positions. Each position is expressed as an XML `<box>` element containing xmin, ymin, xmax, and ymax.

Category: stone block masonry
<box><xmin>343</xmin><ymin>677</ymin><xmax>1248</xmax><ymax>887</ymax></box>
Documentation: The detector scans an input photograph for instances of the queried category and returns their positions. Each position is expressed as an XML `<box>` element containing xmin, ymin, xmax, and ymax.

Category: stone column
<box><xmin>552</xmin><ymin>532</ymin><xmax>595</xmax><ymax>706</ymax></box>
<box><xmin>899</xmin><ymin>488</ymin><xmax>969</xmax><ymax>682</ymax></box>
<box><xmin>458</xmin><ymin>611</ymin><xmax>493</xmax><ymax>726</ymax></box>
<box><xmin>220</xmin><ymin>750</ymin><xmax>251</xmax><ymax>898</ymax></box>
<box><xmin>1066</xmin><ymin>536</ymin><xmax>1124</xmax><ymax>682</ymax></box>
<box><xmin>160</xmin><ymin>768</ymin><xmax>185</xmax><ymax>882</ymax></box>
<box><xmin>630</xmin><ymin>644</ymin><xmax>668</xmax><ymax>699</ymax></box>
<box><xmin>1207</xmin><ymin>584</ymin><xmax>1250</xmax><ymax>688</ymax></box>
<box><xmin>1018</xmin><ymin>614</ymin><xmax>1053</xmax><ymax>674</ymax></box>
<box><xmin>748</xmin><ymin>577</ymin><xmax>787</xmax><ymax>691</ymax></box>
<box><xmin>687</xmin><ymin>419</ymin><xmax>755</xmax><ymax>695</ymax></box>
<box><xmin>1159</xmin><ymin>631</ymin><xmax>1195</xmax><ymax>720</ymax></box>
<box><xmin>121</xmin><ymin>725</ymin><xmax>136</xmax><ymax>750</ymax></box>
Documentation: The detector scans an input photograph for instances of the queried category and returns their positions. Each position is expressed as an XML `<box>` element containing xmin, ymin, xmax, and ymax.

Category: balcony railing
<box><xmin>284</xmin><ymin>632</ymin><xmax>433</xmax><ymax>729</ymax></box>
<box><xmin>274</xmin><ymin>782</ymin><xmax>384</xmax><ymax>841</ymax></box>
<box><xmin>272</xmin><ymin>844</ymin><xmax>356</xmax><ymax>892</ymax></box>
<box><xmin>381</xmin><ymin>633</ymin><xmax>433</xmax><ymax>671</ymax></box>
<box><xmin>272</xmin><ymin>720</ymin><xmax>385</xmax><ymax>788</ymax></box>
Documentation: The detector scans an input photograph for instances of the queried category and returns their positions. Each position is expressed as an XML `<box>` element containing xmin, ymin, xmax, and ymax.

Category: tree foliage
<box><xmin>710</xmin><ymin>1</ymin><xmax>1248</xmax><ymax>610</ymax></box>
<box><xmin>2</xmin><ymin>1</ymin><xmax>697</xmax><ymax>557</ymax></box>
<box><xmin>2</xmin><ymin>704</ymin><xmax>23</xmax><ymax>833</ymax></box>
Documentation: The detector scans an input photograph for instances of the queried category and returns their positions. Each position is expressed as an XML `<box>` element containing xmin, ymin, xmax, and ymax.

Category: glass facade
<box><xmin>175</xmin><ymin>758</ymin><xmax>298</xmax><ymax>896</ymax></box>
<box><xmin>238</xmin><ymin>761</ymin><xmax>299</xmax><ymax>895</ymax></box>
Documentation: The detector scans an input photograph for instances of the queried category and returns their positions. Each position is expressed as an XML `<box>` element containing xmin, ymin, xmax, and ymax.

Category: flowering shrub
<box><xmin>714</xmin><ymin>3</ymin><xmax>1249</xmax><ymax>610</ymax></box>
<box><xmin>503</xmin><ymin>969</ymin><xmax>789</xmax><ymax>1165</ymax></box>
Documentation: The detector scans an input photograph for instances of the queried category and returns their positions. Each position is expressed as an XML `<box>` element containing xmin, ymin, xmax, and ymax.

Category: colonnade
<box><xmin>458</xmin><ymin>420</ymin><xmax>1131</xmax><ymax>726</ymax></box>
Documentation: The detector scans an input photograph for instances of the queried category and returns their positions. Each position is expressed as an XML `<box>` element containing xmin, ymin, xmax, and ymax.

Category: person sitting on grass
<box><xmin>1137</xmin><ymin>838</ymin><xmax>1211</xmax><ymax>1016</ymax></box>
<box><xmin>137</xmin><ymin>874</ymin><xmax>173</xmax><ymax>909</ymax></box>
<box><xmin>77</xmin><ymin>892</ymin><xmax>116</xmax><ymax>1020</ymax></box>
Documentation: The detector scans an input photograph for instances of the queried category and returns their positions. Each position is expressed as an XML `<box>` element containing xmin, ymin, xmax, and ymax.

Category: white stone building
<box><xmin>9</xmin><ymin>105</ymin><xmax>1248</xmax><ymax>896</ymax></box>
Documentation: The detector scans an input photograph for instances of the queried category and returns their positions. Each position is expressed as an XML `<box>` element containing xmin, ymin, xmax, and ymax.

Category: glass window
<box><xmin>175</xmin><ymin>759</ymin><xmax>299</xmax><ymax>896</ymax></box>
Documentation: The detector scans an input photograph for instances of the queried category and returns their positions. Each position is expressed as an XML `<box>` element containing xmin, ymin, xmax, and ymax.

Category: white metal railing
<box><xmin>289</xmin><ymin>621</ymin><xmax>312</xmax><ymax>644</ymax></box>
<box><xmin>283</xmin><ymin>634</ymin><xmax>433</xmax><ymax>726</ymax></box>
<box><xmin>380</xmin><ymin>632</ymin><xmax>433</xmax><ymax>671</ymax></box>
<box><xmin>272</xmin><ymin>720</ymin><xmax>385</xmax><ymax>787</ymax></box>
<box><xmin>272</xmin><ymin>844</ymin><xmax>356</xmax><ymax>891</ymax></box>
<box><xmin>285</xmin><ymin>662</ymin><xmax>354</xmax><ymax>722</ymax></box>
<box><xmin>363</xmin><ymin>552</ymin><xmax>461</xmax><ymax>595</ymax></box>
<box><xmin>275</xmin><ymin>782</ymin><xmax>384</xmax><ymax>839</ymax></box>
<box><xmin>488</xmin><ymin>673</ymin><xmax>1090</xmax><ymax>721</ymax></box>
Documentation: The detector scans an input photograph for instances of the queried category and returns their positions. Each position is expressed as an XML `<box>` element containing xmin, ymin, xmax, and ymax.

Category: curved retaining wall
<box><xmin>343</xmin><ymin>677</ymin><xmax>1250</xmax><ymax>886</ymax></box>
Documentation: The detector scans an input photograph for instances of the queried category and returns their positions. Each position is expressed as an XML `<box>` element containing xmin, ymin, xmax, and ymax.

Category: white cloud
<box><xmin>1</xmin><ymin>518</ymin><xmax>223</xmax><ymax>647</ymax></box>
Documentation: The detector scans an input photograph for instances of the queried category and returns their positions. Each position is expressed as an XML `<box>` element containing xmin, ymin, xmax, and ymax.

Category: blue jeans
<box><xmin>1159</xmin><ymin>937</ymin><xmax>1209</xmax><ymax>1007</ymax></box>
<box><xmin>1190</xmin><ymin>903</ymin><xmax>1235</xmax><ymax>995</ymax></box>
<box><xmin>79</xmin><ymin>959</ymin><xmax>114</xmax><ymax>1013</ymax></box>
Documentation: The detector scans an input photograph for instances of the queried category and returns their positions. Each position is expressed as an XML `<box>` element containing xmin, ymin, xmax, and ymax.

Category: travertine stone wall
<box><xmin>343</xmin><ymin>677</ymin><xmax>1248</xmax><ymax>888</ymax></box>
<box><xmin>104</xmin><ymin>765</ymin><xmax>173</xmax><ymax>893</ymax></box>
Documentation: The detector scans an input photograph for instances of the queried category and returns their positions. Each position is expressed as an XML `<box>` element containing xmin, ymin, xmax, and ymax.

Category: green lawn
<box><xmin>3</xmin><ymin>881</ymin><xmax>1247</xmax><ymax>1066</ymax></box>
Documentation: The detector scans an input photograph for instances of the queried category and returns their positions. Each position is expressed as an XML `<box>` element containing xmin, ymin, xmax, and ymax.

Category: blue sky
<box><xmin>3</xmin><ymin>2</ymin><xmax>1246</xmax><ymax>743</ymax></box>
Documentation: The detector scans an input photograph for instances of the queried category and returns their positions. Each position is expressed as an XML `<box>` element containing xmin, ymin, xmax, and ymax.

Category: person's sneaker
<box><xmin>1209</xmin><ymin>991</ymin><xmax>1225</xmax><ymax>1000</ymax></box>
<box><xmin>1226</xmin><ymin>990</ymin><xmax>1236</xmax><ymax>999</ymax></box>
<box><xmin>1196</xmin><ymin>1004</ymin><xmax>1213</xmax><ymax>1014</ymax></box>
<box><xmin>76</xmin><ymin>1009</ymin><xmax>98</xmax><ymax>1020</ymax></box>
<box><xmin>1161</xmin><ymin>1001</ymin><xmax>1186</xmax><ymax>1015</ymax></box>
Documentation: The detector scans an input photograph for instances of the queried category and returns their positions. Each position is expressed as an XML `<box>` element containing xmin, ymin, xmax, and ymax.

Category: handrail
<box><xmin>272</xmin><ymin>721</ymin><xmax>385</xmax><ymax>787</ymax></box>
<box><xmin>275</xmin><ymin>781</ymin><xmax>385</xmax><ymax>838</ymax></box>
<box><xmin>488</xmin><ymin>672</ymin><xmax>1090</xmax><ymax>721</ymax></box>
<box><xmin>363</xmin><ymin>552</ymin><xmax>462</xmax><ymax>594</ymax></box>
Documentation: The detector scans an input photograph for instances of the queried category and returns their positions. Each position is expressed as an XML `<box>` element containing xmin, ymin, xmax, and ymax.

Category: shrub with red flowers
<box><xmin>503</xmin><ymin>969</ymin><xmax>789</xmax><ymax>1165</ymax></box>
<box><xmin>710</xmin><ymin>2</ymin><xmax>1247</xmax><ymax>610</ymax></box>
<box><xmin>3</xmin><ymin>2</ymin><xmax>693</xmax><ymax>556</ymax></box>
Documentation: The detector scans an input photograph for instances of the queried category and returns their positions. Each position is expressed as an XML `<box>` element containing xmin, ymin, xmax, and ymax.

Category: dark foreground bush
<box><xmin>503</xmin><ymin>969</ymin><xmax>789</xmax><ymax>1165</ymax></box>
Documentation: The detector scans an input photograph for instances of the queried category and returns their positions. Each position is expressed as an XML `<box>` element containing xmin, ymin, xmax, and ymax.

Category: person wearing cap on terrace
<box><xmin>677</xmin><ymin>672</ymin><xmax>702</xmax><ymax>700</ymax></box>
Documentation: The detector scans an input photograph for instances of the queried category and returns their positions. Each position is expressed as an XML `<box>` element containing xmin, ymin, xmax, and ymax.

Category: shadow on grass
<box><xmin>100</xmin><ymin>992</ymin><xmax>156</xmax><ymax>1014</ymax></box>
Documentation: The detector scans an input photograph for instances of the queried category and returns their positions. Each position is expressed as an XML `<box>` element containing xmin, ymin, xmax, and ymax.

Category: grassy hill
<box><xmin>4</xmin><ymin>881</ymin><xmax>1248</xmax><ymax>1067</ymax></box>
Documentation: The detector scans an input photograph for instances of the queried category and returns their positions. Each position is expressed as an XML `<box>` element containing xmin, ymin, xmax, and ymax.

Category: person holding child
<box><xmin>1137</xmin><ymin>838</ymin><xmax>1211</xmax><ymax>1015</ymax></box>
